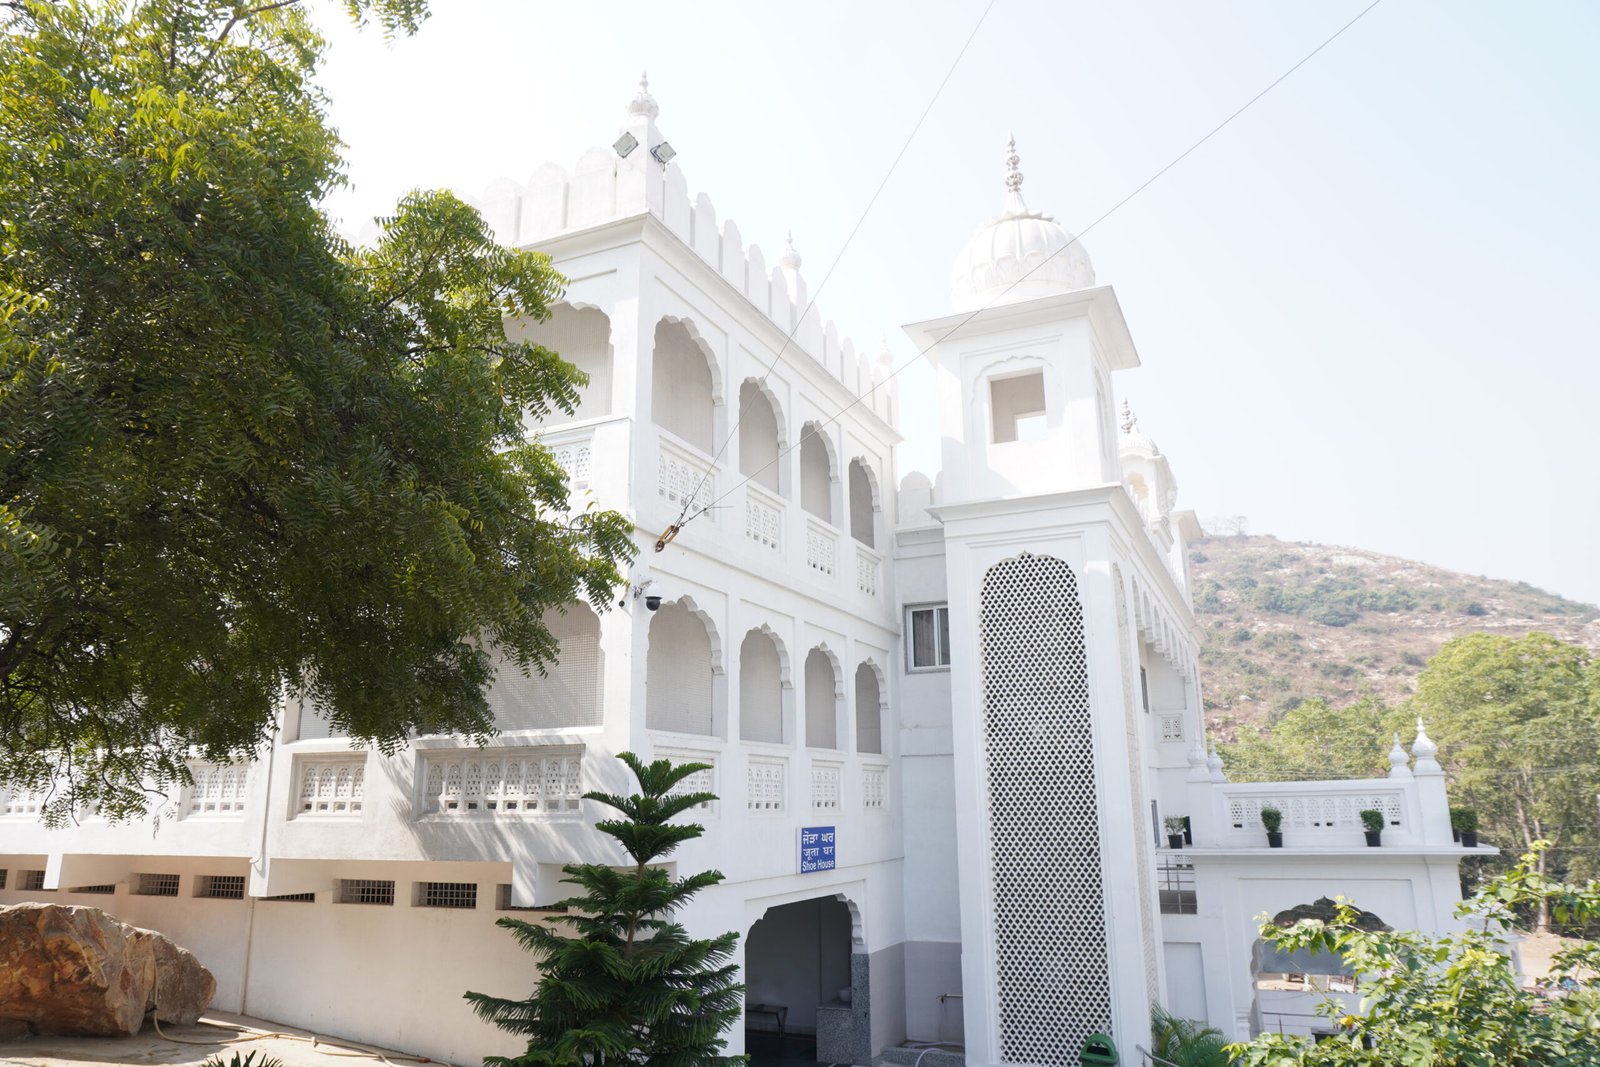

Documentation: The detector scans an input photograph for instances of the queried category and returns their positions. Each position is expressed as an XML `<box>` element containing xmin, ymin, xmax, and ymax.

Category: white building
<box><xmin>0</xmin><ymin>81</ymin><xmax>1480</xmax><ymax>1067</ymax></box>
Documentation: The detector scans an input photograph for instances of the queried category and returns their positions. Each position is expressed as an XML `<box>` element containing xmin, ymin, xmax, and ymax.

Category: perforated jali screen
<box><xmin>980</xmin><ymin>553</ymin><xmax>1112</xmax><ymax>1064</ymax></box>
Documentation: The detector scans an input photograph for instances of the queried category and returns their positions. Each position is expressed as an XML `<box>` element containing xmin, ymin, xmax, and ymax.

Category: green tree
<box><xmin>1151</xmin><ymin>1006</ymin><xmax>1230</xmax><ymax>1067</ymax></box>
<box><xmin>1414</xmin><ymin>633</ymin><xmax>1600</xmax><ymax>920</ymax></box>
<box><xmin>1221</xmin><ymin>698</ymin><xmax>1403</xmax><ymax>782</ymax></box>
<box><xmin>0</xmin><ymin>0</ymin><xmax>633</xmax><ymax>821</ymax></box>
<box><xmin>1229</xmin><ymin>847</ymin><xmax>1600</xmax><ymax>1066</ymax></box>
<box><xmin>465</xmin><ymin>753</ymin><xmax>745</xmax><ymax>1067</ymax></box>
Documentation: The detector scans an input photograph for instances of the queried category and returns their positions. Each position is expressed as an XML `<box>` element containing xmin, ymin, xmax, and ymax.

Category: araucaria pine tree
<box><xmin>466</xmin><ymin>753</ymin><xmax>746</xmax><ymax>1067</ymax></box>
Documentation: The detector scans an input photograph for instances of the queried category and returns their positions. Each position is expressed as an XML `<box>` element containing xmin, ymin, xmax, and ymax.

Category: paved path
<box><xmin>0</xmin><ymin>1012</ymin><xmax>449</xmax><ymax>1067</ymax></box>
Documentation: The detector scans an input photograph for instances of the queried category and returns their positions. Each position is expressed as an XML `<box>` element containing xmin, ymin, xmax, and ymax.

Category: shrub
<box><xmin>1360</xmin><ymin>808</ymin><xmax>1385</xmax><ymax>833</ymax></box>
<box><xmin>1164</xmin><ymin>816</ymin><xmax>1188</xmax><ymax>835</ymax></box>
<box><xmin>1451</xmin><ymin>806</ymin><xmax>1479</xmax><ymax>833</ymax></box>
<box><xmin>1260</xmin><ymin>806</ymin><xmax>1283</xmax><ymax>833</ymax></box>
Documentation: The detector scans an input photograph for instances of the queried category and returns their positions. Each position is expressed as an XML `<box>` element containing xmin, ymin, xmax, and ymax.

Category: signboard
<box><xmin>799</xmin><ymin>825</ymin><xmax>836</xmax><ymax>873</ymax></box>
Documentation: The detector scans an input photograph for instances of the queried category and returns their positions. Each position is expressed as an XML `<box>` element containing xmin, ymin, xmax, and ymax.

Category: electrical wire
<box><xmin>676</xmin><ymin>0</ymin><xmax>1386</xmax><ymax>534</ymax></box>
<box><xmin>672</xmin><ymin>0</ymin><xmax>1000</xmax><ymax>530</ymax></box>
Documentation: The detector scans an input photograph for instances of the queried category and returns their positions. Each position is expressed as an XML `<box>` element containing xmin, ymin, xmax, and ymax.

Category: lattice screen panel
<box><xmin>980</xmin><ymin>553</ymin><xmax>1112</xmax><ymax>1064</ymax></box>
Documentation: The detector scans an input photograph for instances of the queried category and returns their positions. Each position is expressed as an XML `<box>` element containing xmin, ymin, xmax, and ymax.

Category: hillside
<box><xmin>1190</xmin><ymin>535</ymin><xmax>1600</xmax><ymax>739</ymax></box>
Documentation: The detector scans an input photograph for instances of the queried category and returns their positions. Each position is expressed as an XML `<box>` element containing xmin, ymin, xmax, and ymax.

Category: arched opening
<box><xmin>744</xmin><ymin>897</ymin><xmax>863</xmax><ymax>1067</ymax></box>
<box><xmin>1251</xmin><ymin>899</ymin><xmax>1388</xmax><ymax>1038</ymax></box>
<box><xmin>508</xmin><ymin>304</ymin><xmax>613</xmax><ymax>424</ymax></box>
<box><xmin>739</xmin><ymin>380</ymin><xmax>782</xmax><ymax>493</ymax></box>
<box><xmin>646</xmin><ymin>600</ymin><xmax>715</xmax><ymax>736</ymax></box>
<box><xmin>854</xmin><ymin>663</ymin><xmax>882</xmax><ymax>754</ymax></box>
<box><xmin>799</xmin><ymin>422</ymin><xmax>835</xmax><ymax>524</ymax></box>
<box><xmin>1126</xmin><ymin>473</ymin><xmax>1151</xmax><ymax>522</ymax></box>
<box><xmin>488</xmin><ymin>603</ymin><xmax>603</xmax><ymax>730</ymax></box>
<box><xmin>651</xmin><ymin>318</ymin><xmax>716</xmax><ymax>453</ymax></box>
<box><xmin>740</xmin><ymin>629</ymin><xmax>785</xmax><ymax>744</ymax></box>
<box><xmin>847</xmin><ymin>459</ymin><xmax>878</xmax><ymax>548</ymax></box>
<box><xmin>804</xmin><ymin>648</ymin><xmax>839</xmax><ymax>750</ymax></box>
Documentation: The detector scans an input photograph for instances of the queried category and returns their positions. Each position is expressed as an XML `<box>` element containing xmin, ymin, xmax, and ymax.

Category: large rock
<box><xmin>0</xmin><ymin>903</ymin><xmax>214</xmax><ymax>1036</ymax></box>
<box><xmin>132</xmin><ymin>926</ymin><xmax>217</xmax><ymax>1025</ymax></box>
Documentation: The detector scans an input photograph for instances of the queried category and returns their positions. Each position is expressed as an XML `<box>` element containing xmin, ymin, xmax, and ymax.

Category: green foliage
<box><xmin>1450</xmin><ymin>806</ymin><xmax>1478</xmax><ymax>833</ymax></box>
<box><xmin>465</xmin><ymin>753</ymin><xmax>745</xmax><ymax>1067</ymax></box>
<box><xmin>1151</xmin><ymin>1006</ymin><xmax>1230</xmax><ymax>1067</ymax></box>
<box><xmin>0</xmin><ymin>0</ymin><xmax>634</xmax><ymax>821</ymax></box>
<box><xmin>1228</xmin><ymin>847</ymin><xmax>1600</xmax><ymax>1066</ymax></box>
<box><xmin>1260</xmin><ymin>806</ymin><xmax>1282</xmax><ymax>833</ymax></box>
<box><xmin>1221</xmin><ymin>698</ymin><xmax>1402</xmax><ymax>783</ymax></box>
<box><xmin>1358</xmin><ymin>808</ymin><xmax>1384</xmax><ymax>833</ymax></box>
<box><xmin>1165</xmin><ymin>815</ymin><xmax>1188</xmax><ymax>835</ymax></box>
<box><xmin>1416</xmin><ymin>633</ymin><xmax>1600</xmax><ymax>904</ymax></box>
<box><xmin>200</xmin><ymin>1053</ymin><xmax>285</xmax><ymax>1067</ymax></box>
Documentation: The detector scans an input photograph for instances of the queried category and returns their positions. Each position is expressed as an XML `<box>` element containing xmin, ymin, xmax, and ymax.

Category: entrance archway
<box><xmin>745</xmin><ymin>896</ymin><xmax>865</xmax><ymax>1066</ymax></box>
<box><xmin>1251</xmin><ymin>898</ymin><xmax>1389</xmax><ymax>1038</ymax></box>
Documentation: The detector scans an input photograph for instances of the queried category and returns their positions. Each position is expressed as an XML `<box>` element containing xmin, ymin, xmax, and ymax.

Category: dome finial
<box><xmin>779</xmin><ymin>230</ymin><xmax>802</xmax><ymax>271</ymax></box>
<box><xmin>1120</xmin><ymin>400</ymin><xmax>1137</xmax><ymax>435</ymax></box>
<box><xmin>1005</xmin><ymin>133</ymin><xmax>1023</xmax><ymax>193</ymax></box>
<box><xmin>627</xmin><ymin>70</ymin><xmax>659</xmax><ymax>120</ymax></box>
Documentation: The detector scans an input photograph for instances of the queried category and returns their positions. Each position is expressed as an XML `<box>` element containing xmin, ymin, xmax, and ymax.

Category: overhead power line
<box><xmin>676</xmin><ymin>0</ymin><xmax>1386</xmax><ymax>534</ymax></box>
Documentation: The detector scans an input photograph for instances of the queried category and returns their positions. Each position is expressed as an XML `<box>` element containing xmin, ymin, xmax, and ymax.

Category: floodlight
<box><xmin>613</xmin><ymin>132</ymin><xmax>639</xmax><ymax>159</ymax></box>
<box><xmin>650</xmin><ymin>141</ymin><xmax>677</xmax><ymax>166</ymax></box>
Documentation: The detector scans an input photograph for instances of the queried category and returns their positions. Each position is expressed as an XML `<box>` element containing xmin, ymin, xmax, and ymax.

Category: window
<box><xmin>263</xmin><ymin>892</ymin><xmax>315</xmax><ymax>903</ymax></box>
<box><xmin>0</xmin><ymin>870</ymin><xmax>7</xmax><ymax>889</ymax></box>
<box><xmin>1139</xmin><ymin>666</ymin><xmax>1150</xmax><ymax>713</ymax></box>
<box><xmin>990</xmin><ymin>371</ymin><xmax>1047</xmax><ymax>444</ymax></box>
<box><xmin>906</xmin><ymin>605</ymin><xmax>952</xmax><ymax>670</ymax></box>
<box><xmin>1158</xmin><ymin>857</ymin><xmax>1197</xmax><ymax>915</ymax></box>
<box><xmin>132</xmin><ymin>872</ymin><xmax>180</xmax><ymax>897</ymax></box>
<box><xmin>71</xmin><ymin>884</ymin><xmax>116</xmax><ymax>895</ymax></box>
<box><xmin>17</xmin><ymin>870</ymin><xmax>46</xmax><ymax>891</ymax></box>
<box><xmin>416</xmin><ymin>881</ymin><xmax>478</xmax><ymax>909</ymax></box>
<box><xmin>496</xmin><ymin>884</ymin><xmax>569</xmax><ymax>912</ymax></box>
<box><xmin>337</xmin><ymin>879</ymin><xmax>395</xmax><ymax>906</ymax></box>
<box><xmin>196</xmin><ymin>875</ymin><xmax>246</xmax><ymax>900</ymax></box>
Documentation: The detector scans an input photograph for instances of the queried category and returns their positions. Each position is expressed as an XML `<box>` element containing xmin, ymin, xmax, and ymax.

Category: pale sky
<box><xmin>312</xmin><ymin>1</ymin><xmax>1600</xmax><ymax>607</ymax></box>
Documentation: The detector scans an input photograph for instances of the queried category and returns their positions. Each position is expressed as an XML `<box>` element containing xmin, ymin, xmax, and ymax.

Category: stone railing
<box><xmin>186</xmin><ymin>761</ymin><xmax>249</xmax><ymax>818</ymax></box>
<box><xmin>747</xmin><ymin>755</ymin><xmax>787</xmax><ymax>813</ymax></box>
<box><xmin>659</xmin><ymin>747</ymin><xmax>717</xmax><ymax>814</ymax></box>
<box><xmin>1209</xmin><ymin>779</ymin><xmax>1414</xmax><ymax>848</ymax></box>
<box><xmin>855</xmin><ymin>545</ymin><xmax>881</xmax><ymax>597</ymax></box>
<box><xmin>657</xmin><ymin>435</ymin><xmax>717</xmax><ymax>518</ymax></box>
<box><xmin>542</xmin><ymin>426</ymin><xmax>594</xmax><ymax>490</ymax></box>
<box><xmin>811</xmin><ymin>760</ymin><xmax>842</xmax><ymax>811</ymax></box>
<box><xmin>744</xmin><ymin>484</ymin><xmax>783</xmax><ymax>554</ymax></box>
<box><xmin>294</xmin><ymin>756</ymin><xmax>367</xmax><ymax>818</ymax></box>
<box><xmin>419</xmin><ymin>746</ymin><xmax>583</xmax><ymax>817</ymax></box>
<box><xmin>805</xmin><ymin>520</ymin><xmax>837</xmax><ymax>578</ymax></box>
<box><xmin>862</xmin><ymin>761</ymin><xmax>888</xmax><ymax>811</ymax></box>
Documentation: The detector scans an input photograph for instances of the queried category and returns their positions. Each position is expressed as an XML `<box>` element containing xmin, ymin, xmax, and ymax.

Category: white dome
<box><xmin>950</xmin><ymin>139</ymin><xmax>1094</xmax><ymax>312</ymax></box>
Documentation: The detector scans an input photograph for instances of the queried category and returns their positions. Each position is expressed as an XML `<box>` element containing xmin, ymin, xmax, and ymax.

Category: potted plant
<box><xmin>1452</xmin><ymin>806</ymin><xmax>1479</xmax><ymax>848</ymax></box>
<box><xmin>1260</xmin><ymin>806</ymin><xmax>1283</xmax><ymax>848</ymax></box>
<box><xmin>1163</xmin><ymin>816</ymin><xmax>1187</xmax><ymax>850</ymax></box>
<box><xmin>1182</xmin><ymin>814</ymin><xmax>1193</xmax><ymax>846</ymax></box>
<box><xmin>1360</xmin><ymin>808</ymin><xmax>1384</xmax><ymax>847</ymax></box>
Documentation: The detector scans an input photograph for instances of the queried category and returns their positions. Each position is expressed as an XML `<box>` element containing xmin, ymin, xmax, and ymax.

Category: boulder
<box><xmin>132</xmin><ymin>926</ymin><xmax>217</xmax><ymax>1025</ymax></box>
<box><xmin>0</xmin><ymin>903</ymin><xmax>215</xmax><ymax>1036</ymax></box>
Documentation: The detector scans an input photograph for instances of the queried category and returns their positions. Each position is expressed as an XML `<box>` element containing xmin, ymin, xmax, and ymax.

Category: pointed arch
<box><xmin>799</xmin><ymin>420</ymin><xmax>837</xmax><ymax>524</ymax></box>
<box><xmin>854</xmin><ymin>659</ymin><xmax>887</xmax><ymax>754</ymax></box>
<box><xmin>847</xmin><ymin>457</ymin><xmax>881</xmax><ymax>548</ymax></box>
<box><xmin>651</xmin><ymin>316</ymin><xmax>721</xmax><ymax>453</ymax></box>
<box><xmin>646</xmin><ymin>596</ymin><xmax>723</xmax><ymax>736</ymax></box>
<box><xmin>740</xmin><ymin>624</ymin><xmax>790</xmax><ymax>744</ymax></box>
<box><xmin>739</xmin><ymin>377</ymin><xmax>786</xmax><ymax>493</ymax></box>
<box><xmin>803</xmin><ymin>644</ymin><xmax>842</xmax><ymax>749</ymax></box>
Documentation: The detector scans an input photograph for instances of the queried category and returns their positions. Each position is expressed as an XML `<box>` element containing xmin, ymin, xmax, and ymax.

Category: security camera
<box><xmin>645</xmin><ymin>594</ymin><xmax>663</xmax><ymax>612</ymax></box>
<box><xmin>633</xmin><ymin>578</ymin><xmax>665</xmax><ymax>612</ymax></box>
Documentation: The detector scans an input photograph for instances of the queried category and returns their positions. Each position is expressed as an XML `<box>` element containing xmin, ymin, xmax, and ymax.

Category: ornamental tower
<box><xmin>903</xmin><ymin>138</ymin><xmax>1162</xmax><ymax>1065</ymax></box>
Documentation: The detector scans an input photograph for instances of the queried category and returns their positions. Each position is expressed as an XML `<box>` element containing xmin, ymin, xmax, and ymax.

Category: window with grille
<box><xmin>416</xmin><ymin>881</ymin><xmax>477</xmax><ymax>909</ymax></box>
<box><xmin>71</xmin><ymin>884</ymin><xmax>116</xmax><ymax>895</ymax></box>
<box><xmin>263</xmin><ymin>892</ymin><xmax>316</xmax><ymax>903</ymax></box>
<box><xmin>337</xmin><ymin>879</ymin><xmax>395</xmax><ymax>905</ymax></box>
<box><xmin>0</xmin><ymin>870</ymin><xmax>8</xmax><ymax>889</ymax></box>
<box><xmin>17</xmin><ymin>870</ymin><xmax>46</xmax><ymax>891</ymax></box>
<box><xmin>133</xmin><ymin>873</ymin><xmax>180</xmax><ymax>897</ymax></box>
<box><xmin>196</xmin><ymin>875</ymin><xmax>246</xmax><ymax>900</ymax></box>
<box><xmin>906</xmin><ymin>605</ymin><xmax>951</xmax><ymax>670</ymax></box>
<box><xmin>1158</xmin><ymin>857</ymin><xmax>1198</xmax><ymax>915</ymax></box>
<box><xmin>979</xmin><ymin>554</ymin><xmax>1111</xmax><ymax>1064</ymax></box>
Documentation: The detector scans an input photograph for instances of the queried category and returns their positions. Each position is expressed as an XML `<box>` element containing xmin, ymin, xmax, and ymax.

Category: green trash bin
<box><xmin>1080</xmin><ymin>1032</ymin><xmax>1118</xmax><ymax>1066</ymax></box>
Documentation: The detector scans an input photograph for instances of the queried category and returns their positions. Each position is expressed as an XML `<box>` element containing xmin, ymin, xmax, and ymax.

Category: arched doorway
<box><xmin>1251</xmin><ymin>898</ymin><xmax>1389</xmax><ymax>1038</ymax></box>
<box><xmin>744</xmin><ymin>896</ymin><xmax>865</xmax><ymax>1066</ymax></box>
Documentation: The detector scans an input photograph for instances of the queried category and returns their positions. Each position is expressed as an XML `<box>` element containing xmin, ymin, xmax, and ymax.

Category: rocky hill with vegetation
<box><xmin>1190</xmin><ymin>535</ymin><xmax>1600</xmax><ymax>739</ymax></box>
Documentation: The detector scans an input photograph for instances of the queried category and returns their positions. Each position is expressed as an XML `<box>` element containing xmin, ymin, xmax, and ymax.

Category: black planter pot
<box><xmin>1167</xmin><ymin>833</ymin><xmax>1185</xmax><ymax>850</ymax></box>
<box><xmin>1461</xmin><ymin>829</ymin><xmax>1479</xmax><ymax>848</ymax></box>
<box><xmin>1364</xmin><ymin>831</ymin><xmax>1382</xmax><ymax>847</ymax></box>
<box><xmin>1453</xmin><ymin>829</ymin><xmax>1461</xmax><ymax>842</ymax></box>
<box><xmin>1266</xmin><ymin>831</ymin><xmax>1283</xmax><ymax>848</ymax></box>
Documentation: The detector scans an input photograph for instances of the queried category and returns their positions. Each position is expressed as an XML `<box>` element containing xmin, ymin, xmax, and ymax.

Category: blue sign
<box><xmin>799</xmin><ymin>826</ymin><xmax>837</xmax><ymax>873</ymax></box>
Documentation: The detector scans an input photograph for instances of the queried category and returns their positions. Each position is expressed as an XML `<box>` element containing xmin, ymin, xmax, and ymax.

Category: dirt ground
<box><xmin>0</xmin><ymin>1012</ymin><xmax>452</xmax><ymax>1067</ymax></box>
<box><xmin>1516</xmin><ymin>929</ymin><xmax>1596</xmax><ymax>987</ymax></box>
